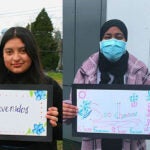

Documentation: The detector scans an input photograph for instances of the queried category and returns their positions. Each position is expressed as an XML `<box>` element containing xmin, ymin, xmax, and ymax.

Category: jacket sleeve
<box><xmin>52</xmin><ymin>79</ymin><xmax>62</xmax><ymax>140</ymax></box>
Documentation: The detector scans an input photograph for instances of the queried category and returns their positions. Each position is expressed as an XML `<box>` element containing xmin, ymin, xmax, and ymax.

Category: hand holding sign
<box><xmin>63</xmin><ymin>102</ymin><xmax>78</xmax><ymax>119</ymax></box>
<box><xmin>46</xmin><ymin>107</ymin><xmax>59</xmax><ymax>127</ymax></box>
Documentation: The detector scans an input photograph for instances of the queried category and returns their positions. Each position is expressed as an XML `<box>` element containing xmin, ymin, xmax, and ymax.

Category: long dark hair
<box><xmin>0</xmin><ymin>27</ymin><xmax>46</xmax><ymax>83</ymax></box>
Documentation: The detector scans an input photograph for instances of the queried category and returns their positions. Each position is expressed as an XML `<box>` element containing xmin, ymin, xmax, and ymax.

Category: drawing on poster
<box><xmin>77</xmin><ymin>89</ymin><xmax>150</xmax><ymax>135</ymax></box>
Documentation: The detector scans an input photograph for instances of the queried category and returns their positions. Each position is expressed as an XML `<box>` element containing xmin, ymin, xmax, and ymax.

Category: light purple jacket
<box><xmin>65</xmin><ymin>52</ymin><xmax>150</xmax><ymax>150</ymax></box>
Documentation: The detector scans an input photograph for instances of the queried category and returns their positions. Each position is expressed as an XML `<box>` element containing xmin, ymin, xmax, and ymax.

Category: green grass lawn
<box><xmin>57</xmin><ymin>140</ymin><xmax>63</xmax><ymax>150</ymax></box>
<box><xmin>47</xmin><ymin>71</ymin><xmax>63</xmax><ymax>85</ymax></box>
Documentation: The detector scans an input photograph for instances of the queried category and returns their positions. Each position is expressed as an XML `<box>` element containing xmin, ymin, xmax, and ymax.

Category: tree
<box><xmin>53</xmin><ymin>30</ymin><xmax>63</xmax><ymax>71</ymax></box>
<box><xmin>27</xmin><ymin>8</ymin><xmax>59</xmax><ymax>70</ymax></box>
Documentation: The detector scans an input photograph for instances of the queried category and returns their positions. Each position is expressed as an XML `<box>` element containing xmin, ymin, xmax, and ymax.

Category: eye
<box><xmin>115</xmin><ymin>33</ymin><xmax>124</xmax><ymax>40</ymax></box>
<box><xmin>19</xmin><ymin>47</ymin><xmax>27</xmax><ymax>54</ymax></box>
<box><xmin>4</xmin><ymin>49</ymin><xmax>13</xmax><ymax>55</ymax></box>
<box><xmin>103</xmin><ymin>34</ymin><xmax>112</xmax><ymax>40</ymax></box>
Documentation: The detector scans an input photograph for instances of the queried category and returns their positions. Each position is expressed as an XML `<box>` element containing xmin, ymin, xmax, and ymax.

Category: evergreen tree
<box><xmin>54</xmin><ymin>30</ymin><xmax>63</xmax><ymax>71</ymax></box>
<box><xmin>27</xmin><ymin>8</ymin><xmax>59</xmax><ymax>70</ymax></box>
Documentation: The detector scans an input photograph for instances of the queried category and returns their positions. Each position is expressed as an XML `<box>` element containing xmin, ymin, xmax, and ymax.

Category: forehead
<box><xmin>104</xmin><ymin>26</ymin><xmax>123</xmax><ymax>34</ymax></box>
<box><xmin>4</xmin><ymin>38</ymin><xmax>24</xmax><ymax>47</ymax></box>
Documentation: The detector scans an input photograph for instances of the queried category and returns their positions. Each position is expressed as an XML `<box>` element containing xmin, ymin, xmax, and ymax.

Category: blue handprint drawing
<box><xmin>78</xmin><ymin>100</ymin><xmax>92</xmax><ymax>119</ymax></box>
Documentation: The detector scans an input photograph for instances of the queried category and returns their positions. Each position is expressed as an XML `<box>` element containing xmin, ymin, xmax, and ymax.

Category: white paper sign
<box><xmin>0</xmin><ymin>89</ymin><xmax>47</xmax><ymax>136</ymax></box>
<box><xmin>72</xmin><ymin>84</ymin><xmax>150</xmax><ymax>138</ymax></box>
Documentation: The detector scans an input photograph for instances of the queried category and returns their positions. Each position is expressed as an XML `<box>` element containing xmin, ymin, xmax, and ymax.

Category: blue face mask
<box><xmin>100</xmin><ymin>38</ymin><xmax>126</xmax><ymax>62</ymax></box>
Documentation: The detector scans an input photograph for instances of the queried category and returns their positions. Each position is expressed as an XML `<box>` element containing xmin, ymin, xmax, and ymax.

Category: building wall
<box><xmin>107</xmin><ymin>0</ymin><xmax>150</xmax><ymax>69</ymax></box>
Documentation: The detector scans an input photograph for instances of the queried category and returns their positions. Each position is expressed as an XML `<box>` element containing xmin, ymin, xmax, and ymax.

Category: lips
<box><xmin>12</xmin><ymin>63</ymin><xmax>23</xmax><ymax>67</ymax></box>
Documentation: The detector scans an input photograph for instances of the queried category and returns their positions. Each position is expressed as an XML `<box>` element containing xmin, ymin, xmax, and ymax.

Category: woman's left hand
<box><xmin>46</xmin><ymin>107</ymin><xmax>59</xmax><ymax>127</ymax></box>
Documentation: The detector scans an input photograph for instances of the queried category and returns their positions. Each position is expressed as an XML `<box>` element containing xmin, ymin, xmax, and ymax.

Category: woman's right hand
<box><xmin>63</xmin><ymin>102</ymin><xmax>78</xmax><ymax>119</ymax></box>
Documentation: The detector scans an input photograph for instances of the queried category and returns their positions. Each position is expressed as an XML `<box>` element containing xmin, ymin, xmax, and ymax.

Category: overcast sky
<box><xmin>0</xmin><ymin>0</ymin><xmax>62</xmax><ymax>34</ymax></box>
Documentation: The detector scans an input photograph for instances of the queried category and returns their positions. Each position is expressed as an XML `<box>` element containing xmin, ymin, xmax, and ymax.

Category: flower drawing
<box><xmin>34</xmin><ymin>90</ymin><xmax>47</xmax><ymax>101</ymax></box>
<box><xmin>32</xmin><ymin>123</ymin><xmax>45</xmax><ymax>135</ymax></box>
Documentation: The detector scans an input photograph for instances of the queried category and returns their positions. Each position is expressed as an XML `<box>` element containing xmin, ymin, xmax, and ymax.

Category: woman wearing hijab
<box><xmin>63</xmin><ymin>19</ymin><xmax>150</xmax><ymax>150</ymax></box>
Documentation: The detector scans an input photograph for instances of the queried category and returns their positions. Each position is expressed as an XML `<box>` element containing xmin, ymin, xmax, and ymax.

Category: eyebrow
<box><xmin>104</xmin><ymin>33</ymin><xmax>123</xmax><ymax>35</ymax></box>
<box><xmin>4</xmin><ymin>46</ymin><xmax>25</xmax><ymax>49</ymax></box>
<box><xmin>3</xmin><ymin>48</ymin><xmax>12</xmax><ymax>51</ymax></box>
<box><xmin>3</xmin><ymin>46</ymin><xmax>26</xmax><ymax>51</ymax></box>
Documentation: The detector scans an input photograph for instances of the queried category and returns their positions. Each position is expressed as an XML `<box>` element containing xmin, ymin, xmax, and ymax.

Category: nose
<box><xmin>12</xmin><ymin>52</ymin><xmax>21</xmax><ymax>61</ymax></box>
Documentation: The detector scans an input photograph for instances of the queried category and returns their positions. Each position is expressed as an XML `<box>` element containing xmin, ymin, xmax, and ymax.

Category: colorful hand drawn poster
<box><xmin>72</xmin><ymin>84</ymin><xmax>150</xmax><ymax>139</ymax></box>
<box><xmin>0</xmin><ymin>84</ymin><xmax>52</xmax><ymax>142</ymax></box>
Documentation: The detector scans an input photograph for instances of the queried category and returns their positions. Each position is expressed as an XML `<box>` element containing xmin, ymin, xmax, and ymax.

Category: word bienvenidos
<box><xmin>0</xmin><ymin>104</ymin><xmax>29</xmax><ymax>114</ymax></box>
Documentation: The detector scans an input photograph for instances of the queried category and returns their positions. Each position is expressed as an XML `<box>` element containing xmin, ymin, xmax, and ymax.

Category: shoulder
<box><xmin>44</xmin><ymin>75</ymin><xmax>62</xmax><ymax>99</ymax></box>
<box><xmin>73</xmin><ymin>52</ymin><xmax>99</xmax><ymax>83</ymax></box>
<box><xmin>44</xmin><ymin>75</ymin><xmax>62</xmax><ymax>90</ymax></box>
<box><xmin>79</xmin><ymin>52</ymin><xmax>99</xmax><ymax>74</ymax></box>
<box><xmin>128</xmin><ymin>53</ymin><xmax>148</xmax><ymax>73</ymax></box>
<box><xmin>82</xmin><ymin>52</ymin><xmax>99</xmax><ymax>66</ymax></box>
